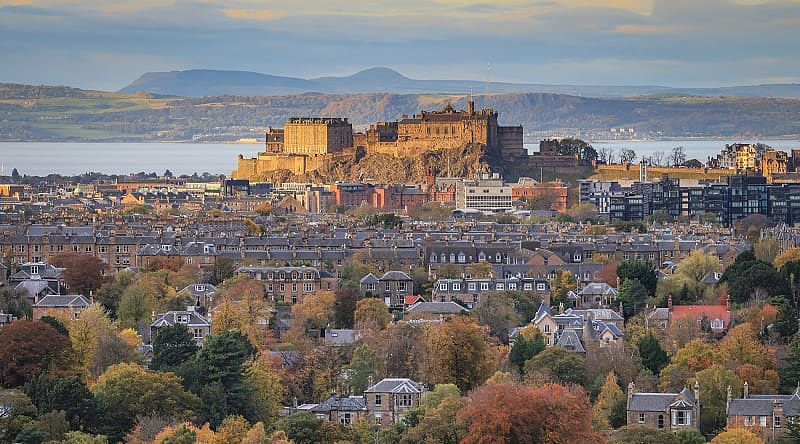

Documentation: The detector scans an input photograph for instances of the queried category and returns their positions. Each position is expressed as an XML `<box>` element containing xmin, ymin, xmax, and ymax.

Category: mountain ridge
<box><xmin>118</xmin><ymin>67</ymin><xmax>800</xmax><ymax>99</ymax></box>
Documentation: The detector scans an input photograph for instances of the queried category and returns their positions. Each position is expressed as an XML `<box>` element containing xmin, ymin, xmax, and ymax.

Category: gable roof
<box><xmin>671</xmin><ymin>304</ymin><xmax>730</xmax><ymax>326</ymax></box>
<box><xmin>629</xmin><ymin>392</ymin><xmax>695</xmax><ymax>412</ymax></box>
<box><xmin>406</xmin><ymin>301</ymin><xmax>468</xmax><ymax>314</ymax></box>
<box><xmin>555</xmin><ymin>328</ymin><xmax>586</xmax><ymax>353</ymax></box>
<box><xmin>34</xmin><ymin>294</ymin><xmax>91</xmax><ymax>308</ymax></box>
<box><xmin>365</xmin><ymin>378</ymin><xmax>424</xmax><ymax>394</ymax></box>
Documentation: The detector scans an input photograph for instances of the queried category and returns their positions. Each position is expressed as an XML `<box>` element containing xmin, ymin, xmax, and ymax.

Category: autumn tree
<box><xmin>290</xmin><ymin>292</ymin><xmax>335</xmax><ymax>333</ymax></box>
<box><xmin>474</xmin><ymin>291</ymin><xmax>522</xmax><ymax>343</ymax></box>
<box><xmin>244</xmin><ymin>353</ymin><xmax>284</xmax><ymax>425</ymax></box>
<box><xmin>458</xmin><ymin>382</ymin><xmax>601</xmax><ymax>443</ymax></box>
<box><xmin>709</xmin><ymin>428</ymin><xmax>763</xmax><ymax>444</ymax></box>
<box><xmin>424</xmin><ymin>318</ymin><xmax>492</xmax><ymax>392</ymax></box>
<box><xmin>209</xmin><ymin>256</ymin><xmax>236</xmax><ymax>285</ymax></box>
<box><xmin>593</xmin><ymin>372</ymin><xmax>627</xmax><ymax>430</ymax></box>
<box><xmin>51</xmin><ymin>253</ymin><xmax>109</xmax><ymax>296</ymax></box>
<box><xmin>781</xmin><ymin>332</ymin><xmax>800</xmax><ymax>392</ymax></box>
<box><xmin>69</xmin><ymin>303</ymin><xmax>116</xmax><ymax>375</ymax></box>
<box><xmin>354</xmin><ymin>298</ymin><xmax>391</xmax><ymax>330</ymax></box>
<box><xmin>549</xmin><ymin>269</ymin><xmax>577</xmax><ymax>308</ymax></box>
<box><xmin>402</xmin><ymin>395</ymin><xmax>466</xmax><ymax>444</ymax></box>
<box><xmin>754</xmin><ymin>237</ymin><xmax>781</xmax><ymax>264</ymax></box>
<box><xmin>93</xmin><ymin>363</ymin><xmax>200</xmax><ymax>442</ymax></box>
<box><xmin>94</xmin><ymin>271</ymin><xmax>134</xmax><ymax>318</ymax></box>
<box><xmin>675</xmin><ymin>250</ymin><xmax>721</xmax><ymax>285</ymax></box>
<box><xmin>465</xmin><ymin>261</ymin><xmax>493</xmax><ymax>279</ymax></box>
<box><xmin>118</xmin><ymin>279</ymin><xmax>158</xmax><ymax>329</ymax></box>
<box><xmin>524</xmin><ymin>347</ymin><xmax>586</xmax><ymax>387</ymax></box>
<box><xmin>719</xmin><ymin>323</ymin><xmax>776</xmax><ymax>369</ymax></box>
<box><xmin>91</xmin><ymin>333</ymin><xmax>142</xmax><ymax>379</ymax></box>
<box><xmin>659</xmin><ymin>339</ymin><xmax>720</xmax><ymax>391</ymax></box>
<box><xmin>212</xmin><ymin>279</ymin><xmax>271</xmax><ymax>348</ymax></box>
<box><xmin>0</xmin><ymin>320</ymin><xmax>71</xmax><ymax>387</ymax></box>
<box><xmin>776</xmin><ymin>248</ymin><xmax>800</xmax><ymax>270</ymax></box>
<box><xmin>333</xmin><ymin>285</ymin><xmax>359</xmax><ymax>329</ymax></box>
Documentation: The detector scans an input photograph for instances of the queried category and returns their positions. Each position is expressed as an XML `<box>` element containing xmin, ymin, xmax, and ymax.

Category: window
<box><xmin>760</xmin><ymin>416</ymin><xmax>768</xmax><ymax>427</ymax></box>
<box><xmin>340</xmin><ymin>412</ymin><xmax>352</xmax><ymax>425</ymax></box>
<box><xmin>279</xmin><ymin>283</ymin><xmax>285</xmax><ymax>292</ymax></box>
<box><xmin>638</xmin><ymin>413</ymin><xmax>645</xmax><ymax>424</ymax></box>
<box><xmin>537</xmin><ymin>283</ymin><xmax>546</xmax><ymax>291</ymax></box>
<box><xmin>775</xmin><ymin>416</ymin><xmax>782</xmax><ymax>428</ymax></box>
<box><xmin>193</xmin><ymin>328</ymin><xmax>203</xmax><ymax>339</ymax></box>
<box><xmin>398</xmin><ymin>394</ymin><xmax>413</xmax><ymax>407</ymax></box>
<box><xmin>452</xmin><ymin>283</ymin><xmax>461</xmax><ymax>291</ymax></box>
<box><xmin>543</xmin><ymin>324</ymin><xmax>550</xmax><ymax>333</ymax></box>
<box><xmin>524</xmin><ymin>283</ymin><xmax>532</xmax><ymax>291</ymax></box>
<box><xmin>397</xmin><ymin>282</ymin><xmax>407</xmax><ymax>292</ymax></box>
<box><xmin>439</xmin><ymin>283</ymin><xmax>447</xmax><ymax>291</ymax></box>
<box><xmin>672</xmin><ymin>410</ymin><xmax>690</xmax><ymax>426</ymax></box>
<box><xmin>291</xmin><ymin>283</ymin><xmax>298</xmax><ymax>292</ymax></box>
<box><xmin>658</xmin><ymin>415</ymin><xmax>665</xmax><ymax>429</ymax></box>
<box><xmin>509</xmin><ymin>283</ymin><xmax>517</xmax><ymax>290</ymax></box>
<box><xmin>177</xmin><ymin>314</ymin><xmax>190</xmax><ymax>324</ymax></box>
<box><xmin>468</xmin><ymin>283</ymin><xmax>476</xmax><ymax>291</ymax></box>
<box><xmin>30</xmin><ymin>265</ymin><xmax>39</xmax><ymax>275</ymax></box>
<box><xmin>366</xmin><ymin>283</ymin><xmax>375</xmax><ymax>292</ymax></box>
<box><xmin>303</xmin><ymin>283</ymin><xmax>314</xmax><ymax>293</ymax></box>
<box><xmin>496</xmin><ymin>283</ymin><xmax>504</xmax><ymax>290</ymax></box>
<box><xmin>480</xmin><ymin>282</ymin><xmax>489</xmax><ymax>291</ymax></box>
<box><xmin>375</xmin><ymin>395</ymin><xmax>382</xmax><ymax>406</ymax></box>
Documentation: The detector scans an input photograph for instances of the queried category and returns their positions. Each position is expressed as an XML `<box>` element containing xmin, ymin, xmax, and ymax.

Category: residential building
<box><xmin>310</xmin><ymin>396</ymin><xmax>368</xmax><ymax>425</ymax></box>
<box><xmin>359</xmin><ymin>271</ymin><xmax>414</xmax><ymax>307</ymax></box>
<box><xmin>235</xmin><ymin>266</ymin><xmax>337</xmax><ymax>305</ymax></box>
<box><xmin>458</xmin><ymin>174</ymin><xmax>513</xmax><ymax>212</ymax></box>
<box><xmin>365</xmin><ymin>378</ymin><xmax>426</xmax><ymax>426</ymax></box>
<box><xmin>32</xmin><ymin>294</ymin><xmax>92</xmax><ymax>320</ymax></box>
<box><xmin>150</xmin><ymin>308</ymin><xmax>211</xmax><ymax>345</ymax></box>
<box><xmin>647</xmin><ymin>295</ymin><xmax>731</xmax><ymax>333</ymax></box>
<box><xmin>432</xmin><ymin>276</ymin><xmax>549</xmax><ymax>309</ymax></box>
<box><xmin>627</xmin><ymin>382</ymin><xmax>701</xmax><ymax>431</ymax></box>
<box><xmin>726</xmin><ymin>383</ymin><xmax>799</xmax><ymax>441</ymax></box>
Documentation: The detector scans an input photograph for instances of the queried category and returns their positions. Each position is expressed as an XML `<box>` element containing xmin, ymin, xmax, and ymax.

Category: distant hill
<box><xmin>119</xmin><ymin>67</ymin><xmax>800</xmax><ymax>99</ymax></box>
<box><xmin>3</xmin><ymin>83</ymin><xmax>800</xmax><ymax>142</ymax></box>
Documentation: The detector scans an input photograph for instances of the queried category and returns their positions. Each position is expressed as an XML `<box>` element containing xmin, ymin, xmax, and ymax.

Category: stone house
<box><xmin>310</xmin><ymin>395</ymin><xmax>368</xmax><ymax>425</ymax></box>
<box><xmin>150</xmin><ymin>308</ymin><xmax>211</xmax><ymax>345</ymax></box>
<box><xmin>726</xmin><ymin>382</ymin><xmax>800</xmax><ymax>441</ymax></box>
<box><xmin>567</xmin><ymin>282</ymin><xmax>618</xmax><ymax>309</ymax></box>
<box><xmin>235</xmin><ymin>265</ymin><xmax>337</xmax><ymax>305</ymax></box>
<box><xmin>32</xmin><ymin>294</ymin><xmax>92</xmax><ymax>321</ymax></box>
<box><xmin>360</xmin><ymin>271</ymin><xmax>414</xmax><ymax>307</ymax></box>
<box><xmin>626</xmin><ymin>382</ymin><xmax>700</xmax><ymax>432</ymax></box>
<box><xmin>364</xmin><ymin>378</ymin><xmax>426</xmax><ymax>426</ymax></box>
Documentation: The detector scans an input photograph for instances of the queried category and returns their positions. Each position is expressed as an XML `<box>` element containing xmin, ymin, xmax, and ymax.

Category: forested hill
<box><xmin>2</xmin><ymin>83</ymin><xmax>800</xmax><ymax>141</ymax></box>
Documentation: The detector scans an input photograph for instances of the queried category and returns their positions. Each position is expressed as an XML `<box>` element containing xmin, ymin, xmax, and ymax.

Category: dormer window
<box><xmin>195</xmin><ymin>285</ymin><xmax>205</xmax><ymax>292</ymax></box>
<box><xmin>30</xmin><ymin>265</ymin><xmax>39</xmax><ymax>275</ymax></box>
<box><xmin>176</xmin><ymin>314</ymin><xmax>190</xmax><ymax>324</ymax></box>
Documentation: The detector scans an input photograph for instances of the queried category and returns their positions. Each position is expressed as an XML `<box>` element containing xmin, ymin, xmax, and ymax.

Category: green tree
<box><xmin>24</xmin><ymin>376</ymin><xmax>96</xmax><ymax>431</ymax></box>
<box><xmin>92</xmin><ymin>363</ymin><xmax>199</xmax><ymax>442</ymax></box>
<box><xmin>781</xmin><ymin>333</ymin><xmax>800</xmax><ymax>392</ymax></box>
<box><xmin>508</xmin><ymin>330</ymin><xmax>545</xmax><ymax>373</ymax></box>
<box><xmin>346</xmin><ymin>344</ymin><xmax>385</xmax><ymax>395</ymax></box>
<box><xmin>693</xmin><ymin>365</ymin><xmax>741</xmax><ymax>435</ymax></box>
<box><xmin>117</xmin><ymin>280</ymin><xmax>157</xmax><ymax>329</ymax></box>
<box><xmin>608</xmin><ymin>425</ymin><xmax>680</xmax><ymax>444</ymax></box>
<box><xmin>62</xmin><ymin>431</ymin><xmax>108</xmax><ymax>444</ymax></box>
<box><xmin>354</xmin><ymin>298</ymin><xmax>391</xmax><ymax>330</ymax></box>
<box><xmin>150</xmin><ymin>324</ymin><xmax>199</xmax><ymax>372</ymax></box>
<box><xmin>424</xmin><ymin>384</ymin><xmax>461</xmax><ymax>408</ymax></box>
<box><xmin>181</xmin><ymin>331</ymin><xmax>256</xmax><ymax>427</ymax></box>
<box><xmin>524</xmin><ymin>347</ymin><xmax>586</xmax><ymax>386</ymax></box>
<box><xmin>772</xmin><ymin>296</ymin><xmax>799</xmax><ymax>340</ymax></box>
<box><xmin>38</xmin><ymin>316</ymin><xmax>68</xmax><ymax>336</ymax></box>
<box><xmin>638</xmin><ymin>332</ymin><xmax>669</xmax><ymax>376</ymax></box>
<box><xmin>617</xmin><ymin>260</ymin><xmax>658</xmax><ymax>296</ymax></box>
<box><xmin>0</xmin><ymin>287</ymin><xmax>32</xmax><ymax>319</ymax></box>
<box><xmin>271</xmin><ymin>412</ymin><xmax>323</xmax><ymax>444</ymax></box>
<box><xmin>617</xmin><ymin>278</ymin><xmax>648</xmax><ymax>317</ymax></box>
<box><xmin>94</xmin><ymin>271</ymin><xmax>133</xmax><ymax>318</ymax></box>
<box><xmin>210</xmin><ymin>256</ymin><xmax>236</xmax><ymax>285</ymax></box>
<box><xmin>402</xmin><ymin>396</ymin><xmax>466</xmax><ymax>444</ymax></box>
<box><xmin>0</xmin><ymin>389</ymin><xmax>37</xmax><ymax>444</ymax></box>
<box><xmin>675</xmin><ymin>429</ymin><xmax>706</xmax><ymax>444</ymax></box>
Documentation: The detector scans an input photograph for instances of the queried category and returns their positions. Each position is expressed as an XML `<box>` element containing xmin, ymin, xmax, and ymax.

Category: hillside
<box><xmin>2</xmin><ymin>83</ymin><xmax>800</xmax><ymax>142</ymax></box>
<box><xmin>119</xmin><ymin>67</ymin><xmax>800</xmax><ymax>99</ymax></box>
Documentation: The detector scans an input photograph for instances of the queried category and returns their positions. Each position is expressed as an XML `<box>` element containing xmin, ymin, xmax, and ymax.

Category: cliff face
<box><xmin>252</xmin><ymin>143</ymin><xmax>500</xmax><ymax>184</ymax></box>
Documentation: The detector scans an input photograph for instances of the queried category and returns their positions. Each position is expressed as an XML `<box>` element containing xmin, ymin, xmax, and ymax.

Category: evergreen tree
<box><xmin>181</xmin><ymin>331</ymin><xmax>256</xmax><ymax>427</ymax></box>
<box><xmin>617</xmin><ymin>260</ymin><xmax>658</xmax><ymax>296</ymax></box>
<box><xmin>772</xmin><ymin>296</ymin><xmax>799</xmax><ymax>340</ymax></box>
<box><xmin>616</xmin><ymin>278</ymin><xmax>648</xmax><ymax>317</ymax></box>
<box><xmin>509</xmin><ymin>330</ymin><xmax>545</xmax><ymax>373</ymax></box>
<box><xmin>638</xmin><ymin>332</ymin><xmax>669</xmax><ymax>376</ymax></box>
<box><xmin>150</xmin><ymin>324</ymin><xmax>198</xmax><ymax>372</ymax></box>
<box><xmin>782</xmin><ymin>333</ymin><xmax>800</xmax><ymax>392</ymax></box>
<box><xmin>11</xmin><ymin>168</ymin><xmax>20</xmax><ymax>180</ymax></box>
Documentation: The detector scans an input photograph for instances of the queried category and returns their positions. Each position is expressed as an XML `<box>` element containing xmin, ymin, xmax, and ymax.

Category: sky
<box><xmin>1</xmin><ymin>0</ymin><xmax>799</xmax><ymax>91</ymax></box>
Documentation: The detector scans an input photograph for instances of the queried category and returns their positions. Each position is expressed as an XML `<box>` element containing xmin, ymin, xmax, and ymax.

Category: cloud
<box><xmin>222</xmin><ymin>8</ymin><xmax>281</xmax><ymax>21</ymax></box>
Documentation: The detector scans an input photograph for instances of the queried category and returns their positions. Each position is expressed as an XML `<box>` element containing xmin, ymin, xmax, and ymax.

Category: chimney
<box><xmin>694</xmin><ymin>380</ymin><xmax>700</xmax><ymax>405</ymax></box>
<box><xmin>367</xmin><ymin>375</ymin><xmax>374</xmax><ymax>390</ymax></box>
<box><xmin>668</xmin><ymin>294</ymin><xmax>673</xmax><ymax>311</ymax></box>
<box><xmin>726</xmin><ymin>385</ymin><xmax>732</xmax><ymax>409</ymax></box>
<box><xmin>743</xmin><ymin>381</ymin><xmax>749</xmax><ymax>399</ymax></box>
<box><xmin>627</xmin><ymin>382</ymin><xmax>635</xmax><ymax>403</ymax></box>
<box><xmin>726</xmin><ymin>295</ymin><xmax>731</xmax><ymax>312</ymax></box>
<box><xmin>468</xmin><ymin>100</ymin><xmax>475</xmax><ymax>116</ymax></box>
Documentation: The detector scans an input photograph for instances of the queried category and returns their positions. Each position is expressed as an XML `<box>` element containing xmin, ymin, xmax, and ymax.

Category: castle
<box><xmin>232</xmin><ymin>102</ymin><xmax>529</xmax><ymax>180</ymax></box>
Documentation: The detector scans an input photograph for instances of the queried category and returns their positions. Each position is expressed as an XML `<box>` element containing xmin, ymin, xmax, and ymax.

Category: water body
<box><xmin>3</xmin><ymin>140</ymin><xmax>800</xmax><ymax>177</ymax></box>
<box><xmin>0</xmin><ymin>142</ymin><xmax>263</xmax><ymax>176</ymax></box>
<box><xmin>527</xmin><ymin>139</ymin><xmax>800</xmax><ymax>162</ymax></box>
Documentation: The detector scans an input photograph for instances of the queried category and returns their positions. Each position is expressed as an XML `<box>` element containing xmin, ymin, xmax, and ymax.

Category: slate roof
<box><xmin>323</xmin><ymin>329</ymin><xmax>358</xmax><ymax>346</ymax></box>
<box><xmin>728</xmin><ymin>391</ymin><xmax>800</xmax><ymax>416</ymax></box>
<box><xmin>365</xmin><ymin>378</ymin><xmax>424</xmax><ymax>394</ymax></box>
<box><xmin>406</xmin><ymin>301</ymin><xmax>468</xmax><ymax>314</ymax></box>
<box><xmin>555</xmin><ymin>328</ymin><xmax>586</xmax><ymax>353</ymax></box>
<box><xmin>34</xmin><ymin>294</ymin><xmax>91</xmax><ymax>308</ymax></box>
<box><xmin>360</xmin><ymin>273</ymin><xmax>379</xmax><ymax>285</ymax></box>
<box><xmin>15</xmin><ymin>279</ymin><xmax>55</xmax><ymax>298</ymax></box>
<box><xmin>150</xmin><ymin>310</ymin><xmax>210</xmax><ymax>328</ymax></box>
<box><xmin>629</xmin><ymin>387</ymin><xmax>696</xmax><ymax>412</ymax></box>
<box><xmin>311</xmin><ymin>396</ymin><xmax>367</xmax><ymax>413</ymax></box>
<box><xmin>380</xmin><ymin>271</ymin><xmax>412</xmax><ymax>281</ymax></box>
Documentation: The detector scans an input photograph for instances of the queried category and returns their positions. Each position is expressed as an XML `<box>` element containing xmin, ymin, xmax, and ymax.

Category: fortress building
<box><xmin>232</xmin><ymin>102</ymin><xmax>531</xmax><ymax>181</ymax></box>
